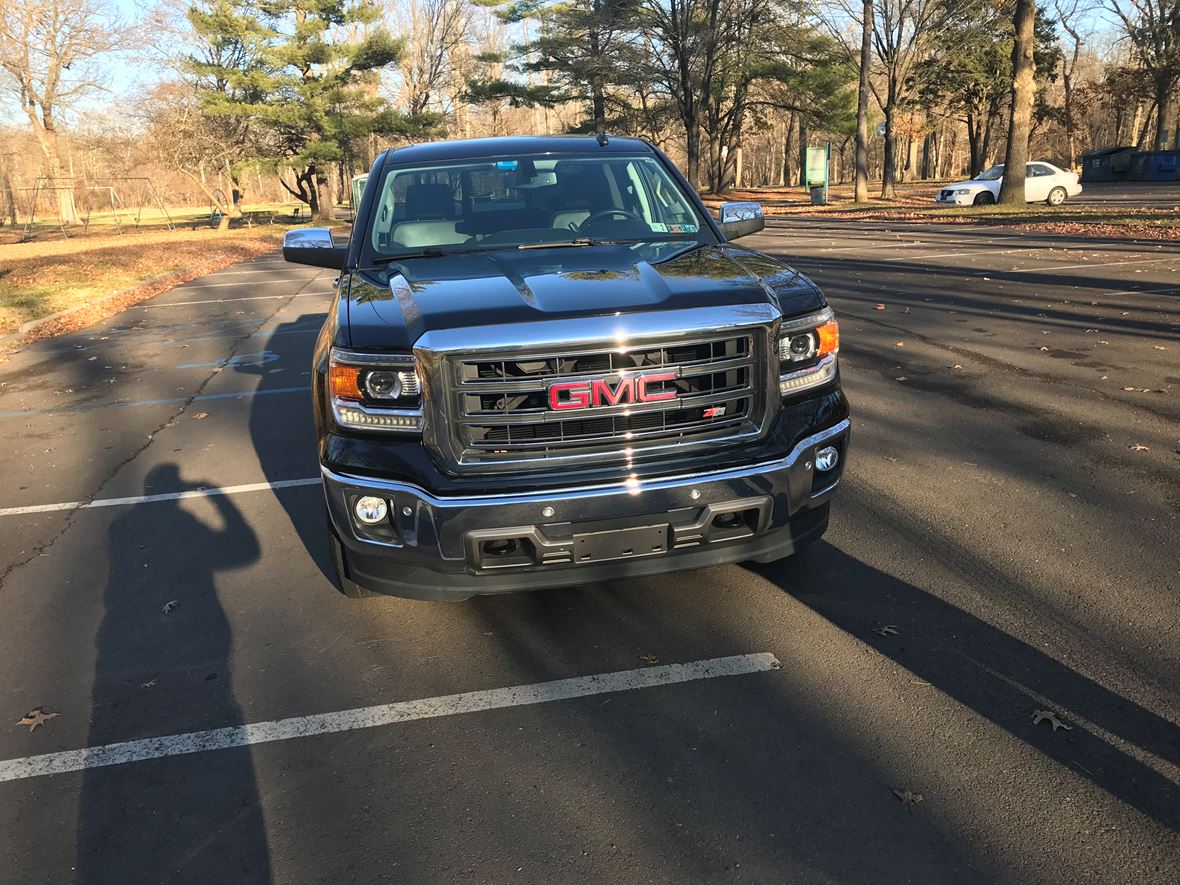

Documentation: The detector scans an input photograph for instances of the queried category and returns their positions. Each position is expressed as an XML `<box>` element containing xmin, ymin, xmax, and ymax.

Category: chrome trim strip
<box><xmin>323</xmin><ymin>418</ymin><xmax>850</xmax><ymax>505</ymax></box>
<box><xmin>778</xmin><ymin>307</ymin><xmax>834</xmax><ymax>336</ymax></box>
<box><xmin>415</xmin><ymin>303</ymin><xmax>781</xmax><ymax>355</ymax></box>
<box><xmin>331</xmin><ymin>348</ymin><xmax>417</xmax><ymax>368</ymax></box>
<box><xmin>780</xmin><ymin>353</ymin><xmax>837</xmax><ymax>385</ymax></box>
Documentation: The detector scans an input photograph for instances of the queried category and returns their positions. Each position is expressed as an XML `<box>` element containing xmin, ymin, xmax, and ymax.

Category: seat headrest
<box><xmin>404</xmin><ymin>183</ymin><xmax>454</xmax><ymax>219</ymax></box>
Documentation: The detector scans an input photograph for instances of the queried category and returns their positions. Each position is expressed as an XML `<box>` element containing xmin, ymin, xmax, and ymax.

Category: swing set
<box><xmin>14</xmin><ymin>176</ymin><xmax>174</xmax><ymax>240</ymax></box>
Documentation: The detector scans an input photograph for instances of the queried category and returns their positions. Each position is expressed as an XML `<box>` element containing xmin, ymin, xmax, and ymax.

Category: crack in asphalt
<box><xmin>0</xmin><ymin>272</ymin><xmax>326</xmax><ymax>595</ymax></box>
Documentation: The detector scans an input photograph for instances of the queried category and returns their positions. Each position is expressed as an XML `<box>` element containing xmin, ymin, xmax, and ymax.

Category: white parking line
<box><xmin>173</xmin><ymin>277</ymin><xmax>323</xmax><ymax>290</ymax></box>
<box><xmin>0</xmin><ymin>477</ymin><xmax>320</xmax><ymax>517</ymax></box>
<box><xmin>0</xmin><ymin>653</ymin><xmax>780</xmax><ymax>782</ymax></box>
<box><xmin>988</xmin><ymin>255</ymin><xmax>1179</xmax><ymax>275</ymax></box>
<box><xmin>142</xmin><ymin>291</ymin><xmax>334</xmax><ymax>309</ymax></box>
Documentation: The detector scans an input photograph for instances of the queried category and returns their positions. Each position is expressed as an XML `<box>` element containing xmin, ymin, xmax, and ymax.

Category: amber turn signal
<box><xmin>816</xmin><ymin>319</ymin><xmax>839</xmax><ymax>357</ymax></box>
<box><xmin>329</xmin><ymin>363</ymin><xmax>363</xmax><ymax>401</ymax></box>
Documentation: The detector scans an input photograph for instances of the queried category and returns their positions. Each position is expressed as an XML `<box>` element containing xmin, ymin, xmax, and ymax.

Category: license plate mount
<box><xmin>573</xmin><ymin>524</ymin><xmax>669</xmax><ymax>564</ymax></box>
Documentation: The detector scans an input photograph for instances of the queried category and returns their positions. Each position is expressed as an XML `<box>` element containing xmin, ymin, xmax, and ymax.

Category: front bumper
<box><xmin>935</xmin><ymin>192</ymin><xmax>977</xmax><ymax>206</ymax></box>
<box><xmin>323</xmin><ymin>418</ymin><xmax>849</xmax><ymax>600</ymax></box>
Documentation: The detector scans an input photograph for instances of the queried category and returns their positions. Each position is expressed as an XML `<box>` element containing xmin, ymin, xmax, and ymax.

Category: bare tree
<box><xmin>0</xmin><ymin>0</ymin><xmax>123</xmax><ymax>223</ymax></box>
<box><xmin>395</xmin><ymin>0</ymin><xmax>472</xmax><ymax>117</ymax></box>
<box><xmin>1054</xmin><ymin>0</ymin><xmax>1095</xmax><ymax>167</ymax></box>
<box><xmin>854</xmin><ymin>0</ymin><xmax>873</xmax><ymax>201</ymax></box>
<box><xmin>1105</xmin><ymin>0</ymin><xmax>1180</xmax><ymax>149</ymax></box>
<box><xmin>998</xmin><ymin>0</ymin><xmax>1036</xmax><ymax>204</ymax></box>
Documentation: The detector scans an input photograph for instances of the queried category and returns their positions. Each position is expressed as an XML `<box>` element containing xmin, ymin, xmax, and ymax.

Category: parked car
<box><xmin>936</xmin><ymin>162</ymin><xmax>1083</xmax><ymax>206</ymax></box>
<box><xmin>282</xmin><ymin>135</ymin><xmax>850</xmax><ymax>600</ymax></box>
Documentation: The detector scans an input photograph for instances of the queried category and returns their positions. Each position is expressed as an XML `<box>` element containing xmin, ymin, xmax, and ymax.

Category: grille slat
<box><xmin>444</xmin><ymin>331</ymin><xmax>765</xmax><ymax>467</ymax></box>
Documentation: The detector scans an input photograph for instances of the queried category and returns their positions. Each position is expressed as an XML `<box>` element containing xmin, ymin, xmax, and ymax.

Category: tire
<box><xmin>327</xmin><ymin>517</ymin><xmax>376</xmax><ymax>598</ymax></box>
<box><xmin>973</xmin><ymin>191</ymin><xmax>995</xmax><ymax>206</ymax></box>
<box><xmin>1047</xmin><ymin>186</ymin><xmax>1067</xmax><ymax>206</ymax></box>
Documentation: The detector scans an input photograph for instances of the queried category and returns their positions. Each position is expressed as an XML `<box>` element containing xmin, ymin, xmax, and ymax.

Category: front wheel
<box><xmin>1047</xmin><ymin>187</ymin><xmax>1067</xmax><ymax>206</ymax></box>
<box><xmin>973</xmin><ymin>191</ymin><xmax>995</xmax><ymax>206</ymax></box>
<box><xmin>327</xmin><ymin>517</ymin><xmax>376</xmax><ymax>598</ymax></box>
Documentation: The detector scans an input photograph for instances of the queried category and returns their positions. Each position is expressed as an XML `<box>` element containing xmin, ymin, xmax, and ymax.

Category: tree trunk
<box><xmin>881</xmin><ymin>102</ymin><xmax>896</xmax><ymax>198</ymax></box>
<box><xmin>798</xmin><ymin>117</ymin><xmax>810</xmax><ymax>188</ymax></box>
<box><xmin>999</xmin><ymin>0</ymin><xmax>1035</xmax><ymax>205</ymax></box>
<box><xmin>783</xmin><ymin>112</ymin><xmax>796</xmax><ymax>186</ymax></box>
<box><xmin>1155</xmin><ymin>77</ymin><xmax>1178</xmax><ymax>150</ymax></box>
<box><xmin>854</xmin><ymin>0</ymin><xmax>873</xmax><ymax>202</ymax></box>
<box><xmin>685</xmin><ymin>121</ymin><xmax>702</xmax><ymax>189</ymax></box>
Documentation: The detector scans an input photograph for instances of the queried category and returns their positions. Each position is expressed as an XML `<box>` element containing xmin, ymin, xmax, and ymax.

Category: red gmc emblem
<box><xmin>548</xmin><ymin>372</ymin><xmax>678</xmax><ymax>411</ymax></box>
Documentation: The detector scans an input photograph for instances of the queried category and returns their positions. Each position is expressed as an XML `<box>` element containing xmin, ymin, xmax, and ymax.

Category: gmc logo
<box><xmin>548</xmin><ymin>372</ymin><xmax>678</xmax><ymax>411</ymax></box>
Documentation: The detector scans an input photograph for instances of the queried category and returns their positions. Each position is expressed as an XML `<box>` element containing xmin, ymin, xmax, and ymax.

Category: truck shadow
<box><xmin>239</xmin><ymin>315</ymin><xmax>334</xmax><ymax>586</ymax></box>
<box><xmin>74</xmin><ymin>464</ymin><xmax>270</xmax><ymax>882</ymax></box>
<box><xmin>748</xmin><ymin>539</ymin><xmax>1180</xmax><ymax>834</ymax></box>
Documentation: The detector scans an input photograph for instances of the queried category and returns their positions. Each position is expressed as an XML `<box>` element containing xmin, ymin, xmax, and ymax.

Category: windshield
<box><xmin>974</xmin><ymin>165</ymin><xmax>1005</xmax><ymax>181</ymax></box>
<box><xmin>363</xmin><ymin>152</ymin><xmax>711</xmax><ymax>262</ymax></box>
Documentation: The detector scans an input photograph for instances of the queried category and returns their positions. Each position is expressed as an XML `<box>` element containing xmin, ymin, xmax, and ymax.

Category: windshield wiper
<box><xmin>515</xmin><ymin>238</ymin><xmax>602</xmax><ymax>250</ymax></box>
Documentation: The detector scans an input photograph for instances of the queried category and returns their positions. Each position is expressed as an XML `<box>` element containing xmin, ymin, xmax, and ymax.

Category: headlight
<box><xmin>955</xmin><ymin>188</ymin><xmax>972</xmax><ymax>195</ymax></box>
<box><xmin>777</xmin><ymin>308</ymin><xmax>838</xmax><ymax>396</ymax></box>
<box><xmin>328</xmin><ymin>347</ymin><xmax>423</xmax><ymax>432</ymax></box>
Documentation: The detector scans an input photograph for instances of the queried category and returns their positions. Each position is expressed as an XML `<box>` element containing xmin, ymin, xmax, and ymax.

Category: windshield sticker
<box><xmin>496</xmin><ymin>160</ymin><xmax>518</xmax><ymax>171</ymax></box>
<box><xmin>650</xmin><ymin>223</ymin><xmax>698</xmax><ymax>233</ymax></box>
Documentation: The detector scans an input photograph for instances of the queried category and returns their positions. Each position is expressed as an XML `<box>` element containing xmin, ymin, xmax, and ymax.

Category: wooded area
<box><xmin>1</xmin><ymin>0</ymin><xmax>1177</xmax><ymax>225</ymax></box>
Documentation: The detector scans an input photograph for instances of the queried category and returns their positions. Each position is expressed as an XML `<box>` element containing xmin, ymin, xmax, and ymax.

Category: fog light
<box><xmin>815</xmin><ymin>445</ymin><xmax>839</xmax><ymax>472</ymax></box>
<box><xmin>354</xmin><ymin>495</ymin><xmax>388</xmax><ymax>525</ymax></box>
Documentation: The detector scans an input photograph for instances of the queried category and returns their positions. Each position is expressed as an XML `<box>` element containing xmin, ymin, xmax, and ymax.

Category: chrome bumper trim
<box><xmin>324</xmin><ymin>418</ymin><xmax>849</xmax><ymax>506</ymax></box>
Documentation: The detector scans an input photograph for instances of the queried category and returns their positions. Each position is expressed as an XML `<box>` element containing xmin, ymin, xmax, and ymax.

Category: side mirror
<box><xmin>718</xmin><ymin>202</ymin><xmax>765</xmax><ymax>240</ymax></box>
<box><xmin>283</xmin><ymin>227</ymin><xmax>347</xmax><ymax>269</ymax></box>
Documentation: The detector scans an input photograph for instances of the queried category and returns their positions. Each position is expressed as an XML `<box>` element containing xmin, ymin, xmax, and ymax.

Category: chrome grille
<box><xmin>443</xmin><ymin>331</ymin><xmax>768</xmax><ymax>469</ymax></box>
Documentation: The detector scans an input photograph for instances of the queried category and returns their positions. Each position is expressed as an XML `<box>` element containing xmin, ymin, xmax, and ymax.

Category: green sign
<box><xmin>805</xmin><ymin>144</ymin><xmax>830</xmax><ymax>205</ymax></box>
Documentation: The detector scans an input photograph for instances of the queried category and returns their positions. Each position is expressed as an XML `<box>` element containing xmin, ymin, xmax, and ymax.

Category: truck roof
<box><xmin>382</xmin><ymin>135</ymin><xmax>654</xmax><ymax>165</ymax></box>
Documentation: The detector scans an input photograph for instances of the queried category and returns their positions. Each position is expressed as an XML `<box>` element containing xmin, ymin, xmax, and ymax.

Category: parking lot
<box><xmin>1</xmin><ymin>220</ymin><xmax>1177</xmax><ymax>883</ymax></box>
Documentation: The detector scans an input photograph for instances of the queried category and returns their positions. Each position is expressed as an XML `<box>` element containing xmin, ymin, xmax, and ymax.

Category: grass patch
<box><xmin>0</xmin><ymin>226</ymin><xmax>292</xmax><ymax>344</ymax></box>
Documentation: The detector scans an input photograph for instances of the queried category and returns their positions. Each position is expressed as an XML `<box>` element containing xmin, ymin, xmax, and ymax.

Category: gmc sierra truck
<box><xmin>282</xmin><ymin>135</ymin><xmax>849</xmax><ymax>599</ymax></box>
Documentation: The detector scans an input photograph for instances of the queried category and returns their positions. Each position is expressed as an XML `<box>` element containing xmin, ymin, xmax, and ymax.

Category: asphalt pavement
<box><xmin>0</xmin><ymin>220</ymin><xmax>1177</xmax><ymax>884</ymax></box>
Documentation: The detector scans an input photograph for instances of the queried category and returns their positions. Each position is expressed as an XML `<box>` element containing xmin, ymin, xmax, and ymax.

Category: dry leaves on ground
<box><xmin>893</xmin><ymin>788</ymin><xmax>924</xmax><ymax>808</ymax></box>
<box><xmin>1032</xmin><ymin>710</ymin><xmax>1072</xmax><ymax>731</ymax></box>
<box><xmin>17</xmin><ymin>708</ymin><xmax>60</xmax><ymax>732</ymax></box>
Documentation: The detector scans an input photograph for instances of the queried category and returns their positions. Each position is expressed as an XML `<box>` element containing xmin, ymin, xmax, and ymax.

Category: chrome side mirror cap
<box><xmin>283</xmin><ymin>227</ymin><xmax>347</xmax><ymax>269</ymax></box>
<box><xmin>718</xmin><ymin>202</ymin><xmax>765</xmax><ymax>240</ymax></box>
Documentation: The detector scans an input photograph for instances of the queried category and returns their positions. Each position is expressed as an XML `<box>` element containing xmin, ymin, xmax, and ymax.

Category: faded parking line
<box><xmin>0</xmin><ymin>477</ymin><xmax>320</xmax><ymax>517</ymax></box>
<box><xmin>0</xmin><ymin>653</ymin><xmax>780</xmax><ymax>782</ymax></box>
<box><xmin>0</xmin><ymin>385</ymin><xmax>309</xmax><ymax>421</ymax></box>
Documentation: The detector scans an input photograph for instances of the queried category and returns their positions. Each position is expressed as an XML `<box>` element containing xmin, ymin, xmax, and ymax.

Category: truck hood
<box><xmin>343</xmin><ymin>243</ymin><xmax>824</xmax><ymax>350</ymax></box>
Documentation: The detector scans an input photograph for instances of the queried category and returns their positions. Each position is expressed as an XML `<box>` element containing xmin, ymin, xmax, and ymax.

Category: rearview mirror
<box><xmin>283</xmin><ymin>227</ymin><xmax>347</xmax><ymax>269</ymax></box>
<box><xmin>718</xmin><ymin>202</ymin><xmax>765</xmax><ymax>240</ymax></box>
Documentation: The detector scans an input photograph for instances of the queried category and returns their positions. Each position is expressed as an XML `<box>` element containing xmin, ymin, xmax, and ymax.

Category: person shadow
<box><xmin>74</xmin><ymin>464</ymin><xmax>270</xmax><ymax>883</ymax></box>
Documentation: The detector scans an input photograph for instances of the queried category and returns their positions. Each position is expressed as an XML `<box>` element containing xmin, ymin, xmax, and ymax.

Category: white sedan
<box><xmin>936</xmin><ymin>162</ymin><xmax>1083</xmax><ymax>207</ymax></box>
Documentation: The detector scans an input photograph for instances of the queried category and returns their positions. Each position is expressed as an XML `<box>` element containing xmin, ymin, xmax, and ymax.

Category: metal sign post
<box><xmin>806</xmin><ymin>143</ymin><xmax>831</xmax><ymax>205</ymax></box>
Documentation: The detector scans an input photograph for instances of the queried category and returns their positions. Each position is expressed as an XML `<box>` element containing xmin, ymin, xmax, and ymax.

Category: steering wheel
<box><xmin>579</xmin><ymin>208</ymin><xmax>645</xmax><ymax>230</ymax></box>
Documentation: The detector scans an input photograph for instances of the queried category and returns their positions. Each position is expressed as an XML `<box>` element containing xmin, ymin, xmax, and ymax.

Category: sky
<box><xmin>2</xmin><ymin>0</ymin><xmax>1128</xmax><ymax>132</ymax></box>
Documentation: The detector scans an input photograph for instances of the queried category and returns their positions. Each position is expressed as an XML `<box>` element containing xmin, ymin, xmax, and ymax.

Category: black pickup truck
<box><xmin>282</xmin><ymin>135</ymin><xmax>849</xmax><ymax>600</ymax></box>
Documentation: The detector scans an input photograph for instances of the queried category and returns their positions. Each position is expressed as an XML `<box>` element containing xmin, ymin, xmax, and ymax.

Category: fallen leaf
<box><xmin>1154</xmin><ymin>345</ymin><xmax>1166</xmax><ymax>350</ymax></box>
<box><xmin>1032</xmin><ymin>710</ymin><xmax>1072</xmax><ymax>732</ymax></box>
<box><xmin>640</xmin><ymin>653</ymin><xmax>659</xmax><ymax>665</ymax></box>
<box><xmin>893</xmin><ymin>788</ymin><xmax>923</xmax><ymax>808</ymax></box>
<box><xmin>894</xmin><ymin>341</ymin><xmax>905</xmax><ymax>347</ymax></box>
<box><xmin>161</xmin><ymin>600</ymin><xmax>178</xmax><ymax>614</ymax></box>
<box><xmin>1123</xmin><ymin>387</ymin><xmax>1136</xmax><ymax>391</ymax></box>
<box><xmin>1039</xmin><ymin>346</ymin><xmax>1049</xmax><ymax>351</ymax></box>
<box><xmin>140</xmin><ymin>679</ymin><xmax>157</xmax><ymax>689</ymax></box>
<box><xmin>17</xmin><ymin>708</ymin><xmax>59</xmax><ymax>732</ymax></box>
<box><xmin>952</xmin><ymin>364</ymin><xmax>963</xmax><ymax>370</ymax></box>
<box><xmin>895</xmin><ymin>376</ymin><xmax>908</xmax><ymax>382</ymax></box>
<box><xmin>192</xmin><ymin>412</ymin><xmax>209</xmax><ymax>420</ymax></box>
<box><xmin>1129</xmin><ymin>444</ymin><xmax>1150</xmax><ymax>452</ymax></box>
<box><xmin>874</xmin><ymin>625</ymin><xmax>899</xmax><ymax>637</ymax></box>
<box><xmin>874</xmin><ymin>303</ymin><xmax>886</xmax><ymax>310</ymax></box>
